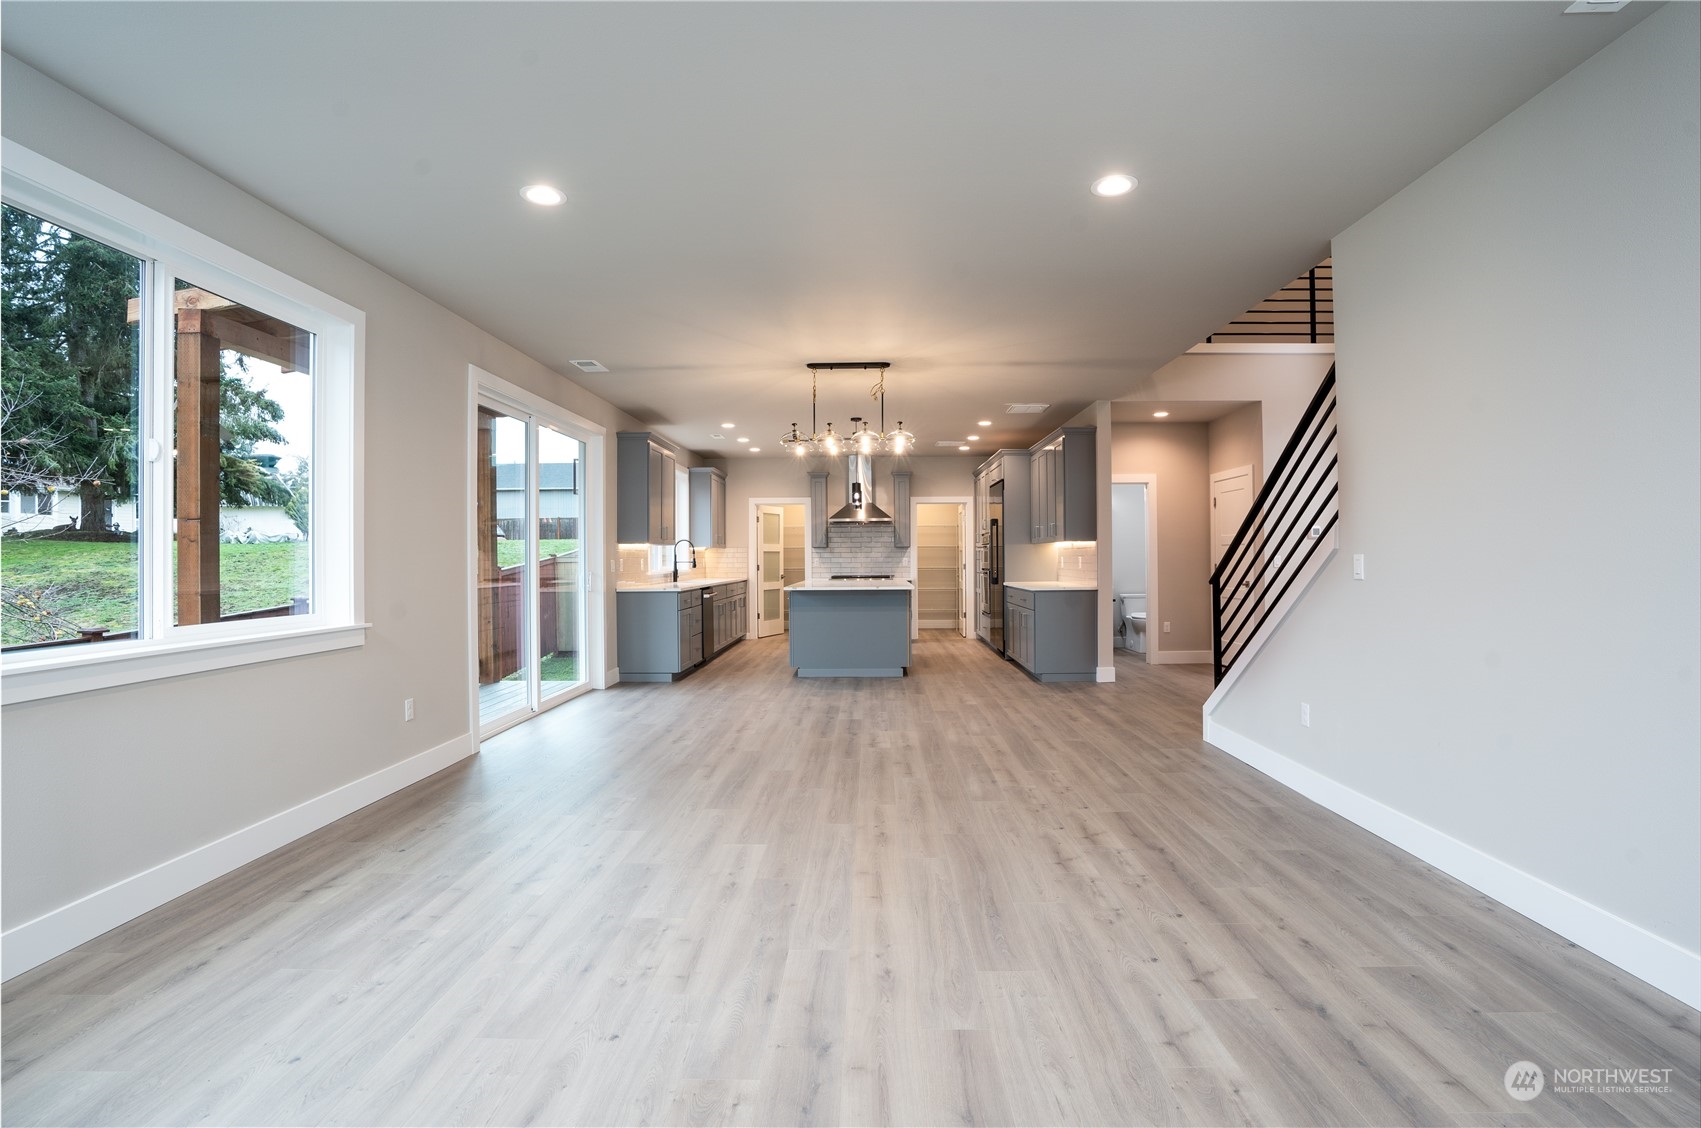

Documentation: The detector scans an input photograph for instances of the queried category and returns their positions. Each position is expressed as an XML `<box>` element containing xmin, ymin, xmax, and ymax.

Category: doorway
<box><xmin>1111</xmin><ymin>482</ymin><xmax>1149</xmax><ymax>659</ymax></box>
<box><xmin>471</xmin><ymin>370</ymin><xmax>602</xmax><ymax>738</ymax></box>
<box><xmin>752</xmin><ymin>500</ymin><xmax>806</xmax><ymax>637</ymax></box>
<box><xmin>915</xmin><ymin>502</ymin><xmax>968</xmax><ymax>635</ymax></box>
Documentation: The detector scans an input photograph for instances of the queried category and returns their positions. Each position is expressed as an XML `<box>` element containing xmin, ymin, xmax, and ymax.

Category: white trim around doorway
<box><xmin>747</xmin><ymin>496</ymin><xmax>810</xmax><ymax>640</ymax></box>
<box><xmin>912</xmin><ymin>495</ymin><xmax>972</xmax><ymax>639</ymax></box>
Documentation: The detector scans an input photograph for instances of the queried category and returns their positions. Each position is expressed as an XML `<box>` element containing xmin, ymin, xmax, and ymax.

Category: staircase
<box><xmin>1210</xmin><ymin>366</ymin><xmax>1339</xmax><ymax>683</ymax></box>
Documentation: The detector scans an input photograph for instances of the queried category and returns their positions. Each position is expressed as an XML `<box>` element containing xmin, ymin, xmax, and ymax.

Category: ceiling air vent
<box><xmin>1005</xmin><ymin>403</ymin><xmax>1049</xmax><ymax>414</ymax></box>
<box><xmin>570</xmin><ymin>359</ymin><xmax>608</xmax><ymax>373</ymax></box>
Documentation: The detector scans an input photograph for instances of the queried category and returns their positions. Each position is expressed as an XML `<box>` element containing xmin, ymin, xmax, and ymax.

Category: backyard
<box><xmin>1</xmin><ymin>538</ymin><xmax>310</xmax><ymax>646</ymax></box>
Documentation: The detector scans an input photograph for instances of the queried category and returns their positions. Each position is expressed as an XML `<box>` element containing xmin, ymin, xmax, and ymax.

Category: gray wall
<box><xmin>1211</xmin><ymin>5</ymin><xmax>1700</xmax><ymax>963</ymax></box>
<box><xmin>1121</xmin><ymin>350</ymin><xmax>1332</xmax><ymax>479</ymax></box>
<box><xmin>1</xmin><ymin>58</ymin><xmax>641</xmax><ymax>932</ymax></box>
<box><xmin>1110</xmin><ymin>423</ymin><xmax>1211</xmax><ymax>658</ymax></box>
<box><xmin>1208</xmin><ymin>402</ymin><xmax>1263</xmax><ymax>480</ymax></box>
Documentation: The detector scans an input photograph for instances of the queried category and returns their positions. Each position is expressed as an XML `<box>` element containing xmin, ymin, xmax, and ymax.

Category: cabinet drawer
<box><xmin>679</xmin><ymin>590</ymin><xmax>701</xmax><ymax>610</ymax></box>
<box><xmin>1005</xmin><ymin>587</ymin><xmax>1034</xmax><ymax>611</ymax></box>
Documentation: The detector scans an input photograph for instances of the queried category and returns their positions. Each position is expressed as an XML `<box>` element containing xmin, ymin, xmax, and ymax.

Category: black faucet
<box><xmin>672</xmin><ymin>538</ymin><xmax>696</xmax><ymax>583</ymax></box>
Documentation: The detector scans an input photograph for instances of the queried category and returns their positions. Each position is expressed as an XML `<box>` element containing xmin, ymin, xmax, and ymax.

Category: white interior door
<box><xmin>757</xmin><ymin>504</ymin><xmax>786</xmax><ymax>637</ymax></box>
<box><xmin>1210</xmin><ymin>465</ymin><xmax>1256</xmax><ymax>568</ymax></box>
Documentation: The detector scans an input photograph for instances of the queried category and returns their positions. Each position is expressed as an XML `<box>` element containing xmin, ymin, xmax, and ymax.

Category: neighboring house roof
<box><xmin>494</xmin><ymin>462</ymin><xmax>577</xmax><ymax>491</ymax></box>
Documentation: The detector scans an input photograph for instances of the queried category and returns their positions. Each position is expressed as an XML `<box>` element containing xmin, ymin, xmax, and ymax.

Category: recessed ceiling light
<box><xmin>966</xmin><ymin>434</ymin><xmax>981</xmax><ymax>441</ymax></box>
<box><xmin>977</xmin><ymin>420</ymin><xmax>992</xmax><ymax>427</ymax></box>
<box><xmin>520</xmin><ymin>184</ymin><xmax>566</xmax><ymax>206</ymax></box>
<box><xmin>720</xmin><ymin>421</ymin><xmax>736</xmax><ymax>429</ymax></box>
<box><xmin>959</xmin><ymin>445</ymin><xmax>971</xmax><ymax>451</ymax></box>
<box><xmin>1152</xmin><ymin>411</ymin><xmax>1170</xmax><ymax>418</ymax></box>
<box><xmin>748</xmin><ymin>447</ymin><xmax>761</xmax><ymax>453</ymax></box>
<box><xmin>1091</xmin><ymin>174</ymin><xmax>1137</xmax><ymax>198</ymax></box>
<box><xmin>736</xmin><ymin>436</ymin><xmax>750</xmax><ymax>443</ymax></box>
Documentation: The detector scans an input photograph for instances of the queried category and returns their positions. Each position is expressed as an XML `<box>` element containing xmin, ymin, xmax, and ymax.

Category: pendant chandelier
<box><xmin>782</xmin><ymin>362</ymin><xmax>913</xmax><ymax>456</ymax></box>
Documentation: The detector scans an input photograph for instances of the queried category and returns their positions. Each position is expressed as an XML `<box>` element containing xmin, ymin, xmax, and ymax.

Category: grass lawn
<box><xmin>495</xmin><ymin>539</ymin><xmax>577</xmax><ymax>568</ymax></box>
<box><xmin>1</xmin><ymin>537</ymin><xmax>309</xmax><ymax>645</ymax></box>
<box><xmin>503</xmin><ymin>652</ymin><xmax>578</xmax><ymax>684</ymax></box>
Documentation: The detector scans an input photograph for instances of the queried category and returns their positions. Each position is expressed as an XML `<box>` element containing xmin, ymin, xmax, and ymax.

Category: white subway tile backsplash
<box><xmin>813</xmin><ymin>524</ymin><xmax>911</xmax><ymax>577</ymax></box>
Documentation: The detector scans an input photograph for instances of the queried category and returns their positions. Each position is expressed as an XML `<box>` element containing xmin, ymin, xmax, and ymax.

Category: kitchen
<box><xmin>614</xmin><ymin>415</ymin><xmax>1104</xmax><ymax>683</ymax></box>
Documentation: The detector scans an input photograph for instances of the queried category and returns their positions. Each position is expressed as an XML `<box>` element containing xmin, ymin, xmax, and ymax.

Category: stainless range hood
<box><xmin>828</xmin><ymin>453</ymin><xmax>894</xmax><ymax>524</ymax></box>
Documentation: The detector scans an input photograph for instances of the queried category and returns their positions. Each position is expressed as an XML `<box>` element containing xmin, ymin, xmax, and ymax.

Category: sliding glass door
<box><xmin>476</xmin><ymin>394</ymin><xmax>589</xmax><ymax>734</ymax></box>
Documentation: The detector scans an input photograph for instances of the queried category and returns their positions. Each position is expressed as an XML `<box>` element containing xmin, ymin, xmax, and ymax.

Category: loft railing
<box><xmin>1210</xmin><ymin>366</ymin><xmax>1339</xmax><ymax>683</ymax></box>
<box><xmin>1207</xmin><ymin>261</ymin><xmax>1333</xmax><ymax>344</ymax></box>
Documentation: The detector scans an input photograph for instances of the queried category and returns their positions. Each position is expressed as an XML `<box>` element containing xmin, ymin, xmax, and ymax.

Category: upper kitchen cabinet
<box><xmin>808</xmin><ymin>471</ymin><xmax>830</xmax><ymax>549</ymax></box>
<box><xmin>1028</xmin><ymin>427</ymin><xmax>1095</xmax><ymax>543</ymax></box>
<box><xmin>689</xmin><ymin>466</ymin><xmax>727</xmax><ymax>548</ymax></box>
<box><xmin>617</xmin><ymin>432</ymin><xmax>680</xmax><ymax>544</ymax></box>
<box><xmin>890</xmin><ymin>470</ymin><xmax>913</xmax><ymax>549</ymax></box>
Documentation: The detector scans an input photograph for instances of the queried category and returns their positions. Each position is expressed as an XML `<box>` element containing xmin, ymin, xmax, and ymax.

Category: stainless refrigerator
<box><xmin>977</xmin><ymin>481</ymin><xmax>1004</xmax><ymax>653</ymax></box>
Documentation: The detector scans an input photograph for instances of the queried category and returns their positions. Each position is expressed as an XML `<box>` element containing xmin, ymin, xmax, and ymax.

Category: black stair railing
<box><xmin>1210</xmin><ymin>366</ymin><xmax>1339</xmax><ymax>683</ymax></box>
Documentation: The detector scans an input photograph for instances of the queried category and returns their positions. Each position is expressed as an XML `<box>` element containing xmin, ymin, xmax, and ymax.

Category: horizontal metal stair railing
<box><xmin>1210</xmin><ymin>366</ymin><xmax>1339</xmax><ymax>684</ymax></box>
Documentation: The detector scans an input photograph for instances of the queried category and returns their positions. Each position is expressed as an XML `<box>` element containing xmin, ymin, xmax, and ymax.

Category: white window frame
<box><xmin>1</xmin><ymin>141</ymin><xmax>366</xmax><ymax>704</ymax></box>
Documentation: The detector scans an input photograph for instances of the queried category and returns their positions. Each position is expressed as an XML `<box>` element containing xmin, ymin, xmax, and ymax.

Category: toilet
<box><xmin>1117</xmin><ymin>593</ymin><xmax>1147</xmax><ymax>654</ymax></box>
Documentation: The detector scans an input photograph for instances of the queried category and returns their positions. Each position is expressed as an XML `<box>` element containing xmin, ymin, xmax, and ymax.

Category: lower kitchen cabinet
<box><xmin>617</xmin><ymin>589</ymin><xmax>703</xmax><ymax>682</ymax></box>
<box><xmin>618</xmin><ymin>581</ymin><xmax>747</xmax><ymax>682</ymax></box>
<box><xmin>1004</xmin><ymin>585</ymin><xmax>1096</xmax><ymax>682</ymax></box>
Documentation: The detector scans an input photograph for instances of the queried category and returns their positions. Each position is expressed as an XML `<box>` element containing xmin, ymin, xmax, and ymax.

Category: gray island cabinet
<box><xmin>1004</xmin><ymin>583</ymin><xmax>1097</xmax><ymax>682</ymax></box>
<box><xmin>787</xmin><ymin>581</ymin><xmax>912</xmax><ymax>677</ymax></box>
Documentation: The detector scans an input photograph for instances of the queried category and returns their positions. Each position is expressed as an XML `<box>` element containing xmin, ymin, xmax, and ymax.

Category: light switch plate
<box><xmin>1353</xmin><ymin>554</ymin><xmax>1365</xmax><ymax>580</ymax></box>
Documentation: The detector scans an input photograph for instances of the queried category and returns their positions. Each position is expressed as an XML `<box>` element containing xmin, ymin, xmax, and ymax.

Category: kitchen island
<box><xmin>786</xmin><ymin>580</ymin><xmax>912</xmax><ymax>677</ymax></box>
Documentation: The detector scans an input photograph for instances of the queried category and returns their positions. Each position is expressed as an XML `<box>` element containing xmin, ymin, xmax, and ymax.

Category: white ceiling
<box><xmin>1</xmin><ymin>2</ymin><xmax>1647</xmax><ymax>459</ymax></box>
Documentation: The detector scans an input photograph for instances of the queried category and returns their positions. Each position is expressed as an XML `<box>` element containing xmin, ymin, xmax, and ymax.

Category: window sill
<box><xmin>1</xmin><ymin>622</ymin><xmax>370</xmax><ymax>705</ymax></box>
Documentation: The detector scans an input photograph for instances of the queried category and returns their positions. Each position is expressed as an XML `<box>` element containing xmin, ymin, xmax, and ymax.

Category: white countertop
<box><xmin>1003</xmin><ymin>581</ymin><xmax>1098</xmax><ymax>591</ymax></box>
<box><xmin>616</xmin><ymin>577</ymin><xmax>743</xmax><ymax>592</ymax></box>
<box><xmin>787</xmin><ymin>580</ymin><xmax>914</xmax><ymax>592</ymax></box>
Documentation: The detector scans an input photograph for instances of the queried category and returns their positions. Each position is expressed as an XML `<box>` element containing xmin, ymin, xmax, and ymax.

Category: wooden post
<box><xmin>477</xmin><ymin>410</ymin><xmax>500</xmax><ymax>683</ymax></box>
<box><xmin>175</xmin><ymin>315</ymin><xmax>223</xmax><ymax>624</ymax></box>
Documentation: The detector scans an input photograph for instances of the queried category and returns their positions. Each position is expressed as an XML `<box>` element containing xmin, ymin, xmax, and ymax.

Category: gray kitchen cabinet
<box><xmin>1028</xmin><ymin>427</ymin><xmax>1095</xmax><ymax>543</ymax></box>
<box><xmin>616</xmin><ymin>588</ymin><xmax>703</xmax><ymax>681</ymax></box>
<box><xmin>808</xmin><ymin>470</ymin><xmax>830</xmax><ymax>549</ymax></box>
<box><xmin>617</xmin><ymin>431</ymin><xmax>680</xmax><ymax>544</ymax></box>
<box><xmin>689</xmin><ymin>466</ymin><xmax>727</xmax><ymax>548</ymax></box>
<box><xmin>891</xmin><ymin>470</ymin><xmax>913</xmax><ymax>548</ymax></box>
<box><xmin>975</xmin><ymin>449</ymin><xmax>1032</xmax><ymax>546</ymax></box>
<box><xmin>1004</xmin><ymin>586</ymin><xmax>1096</xmax><ymax>682</ymax></box>
<box><xmin>708</xmin><ymin>580</ymin><xmax>748</xmax><ymax>657</ymax></box>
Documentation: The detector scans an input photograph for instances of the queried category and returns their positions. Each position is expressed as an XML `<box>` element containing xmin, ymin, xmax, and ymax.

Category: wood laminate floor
<box><xmin>4</xmin><ymin>635</ymin><xmax>1697</xmax><ymax>1126</ymax></box>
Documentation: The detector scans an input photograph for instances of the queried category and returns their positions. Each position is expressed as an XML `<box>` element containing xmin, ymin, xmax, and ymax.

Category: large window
<box><xmin>1</xmin><ymin>143</ymin><xmax>362</xmax><ymax>703</ymax></box>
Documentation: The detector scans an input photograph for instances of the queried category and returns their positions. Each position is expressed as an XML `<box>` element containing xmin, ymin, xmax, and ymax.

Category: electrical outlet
<box><xmin>1162</xmin><ymin>621</ymin><xmax>1171</xmax><ymax>633</ymax></box>
<box><xmin>403</xmin><ymin>698</ymin><xmax>415</xmax><ymax>722</ymax></box>
<box><xmin>1300</xmin><ymin>702</ymin><xmax>1311</xmax><ymax>727</ymax></box>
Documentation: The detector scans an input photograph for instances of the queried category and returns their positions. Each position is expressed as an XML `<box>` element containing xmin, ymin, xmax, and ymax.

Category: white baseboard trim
<box><xmin>1202</xmin><ymin>718</ymin><xmax>1701</xmax><ymax>1010</ymax></box>
<box><xmin>1096</xmin><ymin>665</ymin><xmax>1116</xmax><ymax>682</ymax></box>
<box><xmin>606</xmin><ymin>666</ymin><xmax>620</xmax><ymax>686</ymax></box>
<box><xmin>1150</xmin><ymin>649</ymin><xmax>1211</xmax><ymax>665</ymax></box>
<box><xmin>2</xmin><ymin>732</ymin><xmax>476</xmax><ymax>981</ymax></box>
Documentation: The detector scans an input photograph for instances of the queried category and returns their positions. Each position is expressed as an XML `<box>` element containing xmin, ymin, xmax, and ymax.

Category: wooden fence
<box><xmin>477</xmin><ymin>550</ymin><xmax>580</xmax><ymax>684</ymax></box>
<box><xmin>495</xmin><ymin>517</ymin><xmax>577</xmax><ymax>543</ymax></box>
